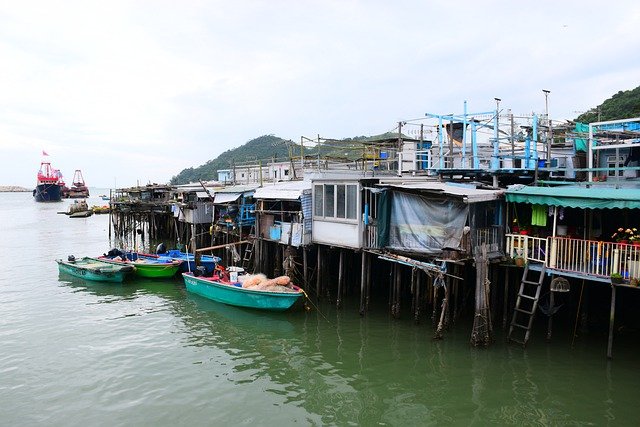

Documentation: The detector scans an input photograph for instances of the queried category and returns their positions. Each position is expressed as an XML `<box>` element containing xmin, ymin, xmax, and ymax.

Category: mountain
<box><xmin>170</xmin><ymin>135</ymin><xmax>297</xmax><ymax>184</ymax></box>
<box><xmin>170</xmin><ymin>134</ymin><xmax>372</xmax><ymax>185</ymax></box>
<box><xmin>575</xmin><ymin>85</ymin><xmax>640</xmax><ymax>123</ymax></box>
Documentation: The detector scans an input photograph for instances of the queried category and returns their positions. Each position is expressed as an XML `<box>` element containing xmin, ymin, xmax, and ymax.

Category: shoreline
<box><xmin>0</xmin><ymin>186</ymin><xmax>31</xmax><ymax>192</ymax></box>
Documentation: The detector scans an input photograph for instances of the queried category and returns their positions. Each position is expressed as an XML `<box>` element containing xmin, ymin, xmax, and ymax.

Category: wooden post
<box><xmin>546</xmin><ymin>288</ymin><xmax>555</xmax><ymax>341</ymax></box>
<box><xmin>503</xmin><ymin>267</ymin><xmax>510</xmax><ymax>330</ymax></box>
<box><xmin>317</xmin><ymin>246</ymin><xmax>322</xmax><ymax>301</ymax></box>
<box><xmin>337</xmin><ymin>249</ymin><xmax>344</xmax><ymax>308</ymax></box>
<box><xmin>365</xmin><ymin>251</ymin><xmax>371</xmax><ymax>311</ymax></box>
<box><xmin>607</xmin><ymin>284</ymin><xmax>616</xmax><ymax>359</ymax></box>
<box><xmin>359</xmin><ymin>251</ymin><xmax>366</xmax><ymax>315</ymax></box>
<box><xmin>303</xmin><ymin>246</ymin><xmax>308</xmax><ymax>289</ymax></box>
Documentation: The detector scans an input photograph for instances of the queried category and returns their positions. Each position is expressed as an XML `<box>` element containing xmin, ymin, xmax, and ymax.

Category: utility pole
<box><xmin>543</xmin><ymin>89</ymin><xmax>551</xmax><ymax>163</ymax></box>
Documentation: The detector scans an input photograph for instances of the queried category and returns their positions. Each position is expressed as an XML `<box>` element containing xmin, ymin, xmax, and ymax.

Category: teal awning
<box><xmin>505</xmin><ymin>185</ymin><xmax>640</xmax><ymax>209</ymax></box>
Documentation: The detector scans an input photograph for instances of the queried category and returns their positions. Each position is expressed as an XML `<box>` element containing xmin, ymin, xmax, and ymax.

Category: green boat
<box><xmin>56</xmin><ymin>257</ymin><xmax>135</xmax><ymax>283</ymax></box>
<box><xmin>92</xmin><ymin>256</ymin><xmax>182</xmax><ymax>278</ymax></box>
<box><xmin>183</xmin><ymin>273</ymin><xmax>303</xmax><ymax>311</ymax></box>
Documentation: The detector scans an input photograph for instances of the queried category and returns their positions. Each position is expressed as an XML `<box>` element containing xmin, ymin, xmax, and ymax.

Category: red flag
<box><xmin>42</xmin><ymin>150</ymin><xmax>49</xmax><ymax>156</ymax></box>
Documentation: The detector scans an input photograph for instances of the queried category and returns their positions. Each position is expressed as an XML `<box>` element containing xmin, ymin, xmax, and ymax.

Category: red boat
<box><xmin>67</xmin><ymin>169</ymin><xmax>90</xmax><ymax>198</ymax></box>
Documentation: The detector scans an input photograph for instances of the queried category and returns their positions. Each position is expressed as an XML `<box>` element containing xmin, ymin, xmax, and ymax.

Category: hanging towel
<box><xmin>531</xmin><ymin>204</ymin><xmax>547</xmax><ymax>227</ymax></box>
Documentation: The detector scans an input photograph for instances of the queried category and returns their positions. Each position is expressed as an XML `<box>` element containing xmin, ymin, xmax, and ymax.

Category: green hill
<box><xmin>576</xmin><ymin>85</ymin><xmax>640</xmax><ymax>123</ymax></box>
<box><xmin>170</xmin><ymin>135</ymin><xmax>296</xmax><ymax>184</ymax></box>
<box><xmin>170</xmin><ymin>134</ymin><xmax>374</xmax><ymax>185</ymax></box>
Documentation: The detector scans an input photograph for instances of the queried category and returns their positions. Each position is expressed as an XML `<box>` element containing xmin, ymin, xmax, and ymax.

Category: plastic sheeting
<box><xmin>381</xmin><ymin>191</ymin><xmax>468</xmax><ymax>254</ymax></box>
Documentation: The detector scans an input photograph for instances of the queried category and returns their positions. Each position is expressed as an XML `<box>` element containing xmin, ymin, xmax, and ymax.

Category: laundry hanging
<box><xmin>531</xmin><ymin>204</ymin><xmax>547</xmax><ymax>227</ymax></box>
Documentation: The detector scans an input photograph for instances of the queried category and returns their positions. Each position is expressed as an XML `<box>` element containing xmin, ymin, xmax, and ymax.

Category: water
<box><xmin>1</xmin><ymin>192</ymin><xmax>640</xmax><ymax>426</ymax></box>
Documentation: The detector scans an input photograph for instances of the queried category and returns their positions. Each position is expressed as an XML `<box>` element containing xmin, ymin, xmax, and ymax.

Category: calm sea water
<box><xmin>1</xmin><ymin>191</ymin><xmax>640</xmax><ymax>426</ymax></box>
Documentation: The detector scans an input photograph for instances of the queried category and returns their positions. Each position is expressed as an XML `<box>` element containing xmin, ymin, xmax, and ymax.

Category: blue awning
<box><xmin>505</xmin><ymin>185</ymin><xmax>640</xmax><ymax>209</ymax></box>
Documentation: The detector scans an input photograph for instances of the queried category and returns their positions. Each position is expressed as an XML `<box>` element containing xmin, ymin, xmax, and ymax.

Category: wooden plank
<box><xmin>195</xmin><ymin>240</ymin><xmax>249</xmax><ymax>252</ymax></box>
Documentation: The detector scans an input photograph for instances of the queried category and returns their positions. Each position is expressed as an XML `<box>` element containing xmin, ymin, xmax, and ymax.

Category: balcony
<box><xmin>506</xmin><ymin>234</ymin><xmax>640</xmax><ymax>281</ymax></box>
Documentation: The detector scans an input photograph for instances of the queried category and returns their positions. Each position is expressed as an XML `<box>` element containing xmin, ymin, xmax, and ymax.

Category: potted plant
<box><xmin>629</xmin><ymin>277</ymin><xmax>639</xmax><ymax>287</ymax></box>
<box><xmin>610</xmin><ymin>273</ymin><xmax>623</xmax><ymax>284</ymax></box>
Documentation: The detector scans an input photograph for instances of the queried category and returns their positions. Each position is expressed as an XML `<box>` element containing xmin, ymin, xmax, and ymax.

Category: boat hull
<box><xmin>183</xmin><ymin>273</ymin><xmax>302</xmax><ymax>311</ymax></box>
<box><xmin>93</xmin><ymin>256</ymin><xmax>181</xmax><ymax>278</ymax></box>
<box><xmin>56</xmin><ymin>258</ymin><xmax>134</xmax><ymax>283</ymax></box>
<box><xmin>34</xmin><ymin>183</ymin><xmax>62</xmax><ymax>202</ymax></box>
<box><xmin>164</xmin><ymin>250</ymin><xmax>220</xmax><ymax>273</ymax></box>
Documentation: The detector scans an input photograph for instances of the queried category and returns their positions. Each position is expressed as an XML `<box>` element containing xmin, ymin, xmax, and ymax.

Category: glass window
<box><xmin>336</xmin><ymin>185</ymin><xmax>346</xmax><ymax>218</ymax></box>
<box><xmin>324</xmin><ymin>184</ymin><xmax>335</xmax><ymax>218</ymax></box>
<box><xmin>346</xmin><ymin>185</ymin><xmax>357</xmax><ymax>219</ymax></box>
<box><xmin>314</xmin><ymin>185</ymin><xmax>323</xmax><ymax>216</ymax></box>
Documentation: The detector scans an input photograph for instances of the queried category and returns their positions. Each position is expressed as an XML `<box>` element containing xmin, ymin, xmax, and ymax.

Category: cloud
<box><xmin>1</xmin><ymin>0</ymin><xmax>639</xmax><ymax>187</ymax></box>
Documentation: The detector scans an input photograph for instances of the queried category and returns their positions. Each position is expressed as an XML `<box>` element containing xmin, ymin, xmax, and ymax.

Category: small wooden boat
<box><xmin>183</xmin><ymin>270</ymin><xmax>304</xmax><ymax>311</ymax></box>
<box><xmin>56</xmin><ymin>256</ymin><xmax>135</xmax><ymax>282</ymax></box>
<box><xmin>93</xmin><ymin>253</ymin><xmax>182</xmax><ymax>278</ymax></box>
<box><xmin>142</xmin><ymin>250</ymin><xmax>221</xmax><ymax>273</ymax></box>
<box><xmin>69</xmin><ymin>210</ymin><xmax>93</xmax><ymax>218</ymax></box>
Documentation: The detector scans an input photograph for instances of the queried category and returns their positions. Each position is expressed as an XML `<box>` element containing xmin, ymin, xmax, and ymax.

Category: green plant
<box><xmin>611</xmin><ymin>273</ymin><xmax>623</xmax><ymax>279</ymax></box>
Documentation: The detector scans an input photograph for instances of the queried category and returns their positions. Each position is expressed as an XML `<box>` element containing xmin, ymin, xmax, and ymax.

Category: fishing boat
<box><xmin>66</xmin><ymin>199</ymin><xmax>93</xmax><ymax>218</ymax></box>
<box><xmin>33</xmin><ymin>161</ymin><xmax>63</xmax><ymax>202</ymax></box>
<box><xmin>93</xmin><ymin>252</ymin><xmax>182</xmax><ymax>278</ymax></box>
<box><xmin>143</xmin><ymin>249</ymin><xmax>221</xmax><ymax>273</ymax></box>
<box><xmin>67</xmin><ymin>170</ymin><xmax>90</xmax><ymax>198</ymax></box>
<box><xmin>182</xmin><ymin>269</ymin><xmax>304</xmax><ymax>311</ymax></box>
<box><xmin>56</xmin><ymin>256</ymin><xmax>135</xmax><ymax>283</ymax></box>
<box><xmin>91</xmin><ymin>205</ymin><xmax>110</xmax><ymax>214</ymax></box>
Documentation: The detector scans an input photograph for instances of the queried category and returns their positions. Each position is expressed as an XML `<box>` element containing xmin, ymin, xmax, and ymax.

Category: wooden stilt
<box><xmin>316</xmin><ymin>246</ymin><xmax>322</xmax><ymax>300</ymax></box>
<box><xmin>607</xmin><ymin>284</ymin><xmax>616</xmax><ymax>359</ymax></box>
<box><xmin>503</xmin><ymin>267</ymin><xmax>510</xmax><ymax>330</ymax></box>
<box><xmin>337</xmin><ymin>249</ymin><xmax>344</xmax><ymax>308</ymax></box>
<box><xmin>359</xmin><ymin>250</ymin><xmax>366</xmax><ymax>315</ymax></box>
<box><xmin>546</xmin><ymin>288</ymin><xmax>555</xmax><ymax>341</ymax></box>
<box><xmin>303</xmin><ymin>246</ymin><xmax>308</xmax><ymax>289</ymax></box>
<box><xmin>365</xmin><ymin>252</ymin><xmax>371</xmax><ymax>311</ymax></box>
<box><xmin>414</xmin><ymin>269</ymin><xmax>421</xmax><ymax>323</ymax></box>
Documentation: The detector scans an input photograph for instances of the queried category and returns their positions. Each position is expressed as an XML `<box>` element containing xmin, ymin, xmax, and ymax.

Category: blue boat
<box><xmin>56</xmin><ymin>256</ymin><xmax>135</xmax><ymax>283</ymax></box>
<box><xmin>163</xmin><ymin>250</ymin><xmax>221</xmax><ymax>273</ymax></box>
<box><xmin>183</xmin><ymin>272</ymin><xmax>303</xmax><ymax>311</ymax></box>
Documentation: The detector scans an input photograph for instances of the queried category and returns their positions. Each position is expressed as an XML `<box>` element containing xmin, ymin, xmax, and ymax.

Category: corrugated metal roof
<box><xmin>253</xmin><ymin>180</ymin><xmax>312</xmax><ymax>200</ymax></box>
<box><xmin>380</xmin><ymin>181</ymin><xmax>503</xmax><ymax>203</ymax></box>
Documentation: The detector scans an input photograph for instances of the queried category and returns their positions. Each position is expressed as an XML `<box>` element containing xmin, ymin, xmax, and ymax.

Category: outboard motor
<box><xmin>156</xmin><ymin>242</ymin><xmax>167</xmax><ymax>255</ymax></box>
<box><xmin>106</xmin><ymin>248</ymin><xmax>123</xmax><ymax>258</ymax></box>
<box><xmin>67</xmin><ymin>255</ymin><xmax>76</xmax><ymax>262</ymax></box>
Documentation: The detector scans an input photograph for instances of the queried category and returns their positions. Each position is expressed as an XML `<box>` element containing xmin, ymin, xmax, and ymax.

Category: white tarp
<box><xmin>387</xmin><ymin>192</ymin><xmax>468</xmax><ymax>254</ymax></box>
<box><xmin>214</xmin><ymin>192</ymin><xmax>241</xmax><ymax>204</ymax></box>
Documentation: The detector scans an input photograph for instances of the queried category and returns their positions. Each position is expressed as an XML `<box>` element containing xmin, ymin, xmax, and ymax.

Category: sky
<box><xmin>1</xmin><ymin>1</ymin><xmax>639</xmax><ymax>188</ymax></box>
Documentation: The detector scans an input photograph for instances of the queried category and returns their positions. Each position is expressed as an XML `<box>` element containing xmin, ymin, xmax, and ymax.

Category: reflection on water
<box><xmin>2</xmin><ymin>192</ymin><xmax>640</xmax><ymax>425</ymax></box>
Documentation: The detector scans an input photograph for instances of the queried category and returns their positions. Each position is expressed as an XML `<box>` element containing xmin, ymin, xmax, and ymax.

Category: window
<box><xmin>607</xmin><ymin>155</ymin><xmax>625</xmax><ymax>177</ymax></box>
<box><xmin>314</xmin><ymin>183</ymin><xmax>359</xmax><ymax>221</ymax></box>
<box><xmin>336</xmin><ymin>185</ymin><xmax>346</xmax><ymax>218</ymax></box>
<box><xmin>324</xmin><ymin>185</ymin><xmax>335</xmax><ymax>217</ymax></box>
<box><xmin>284</xmin><ymin>169</ymin><xmax>289</xmax><ymax>176</ymax></box>
<box><xmin>314</xmin><ymin>185</ymin><xmax>323</xmax><ymax>216</ymax></box>
<box><xmin>346</xmin><ymin>185</ymin><xmax>357</xmax><ymax>219</ymax></box>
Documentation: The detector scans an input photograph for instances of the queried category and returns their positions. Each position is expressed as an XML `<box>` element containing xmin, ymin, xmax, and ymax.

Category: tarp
<box><xmin>214</xmin><ymin>192</ymin><xmax>241</xmax><ymax>204</ymax></box>
<box><xmin>253</xmin><ymin>180</ymin><xmax>311</xmax><ymax>200</ymax></box>
<box><xmin>381</xmin><ymin>191</ymin><xmax>468</xmax><ymax>254</ymax></box>
<box><xmin>505</xmin><ymin>185</ymin><xmax>640</xmax><ymax>209</ymax></box>
<box><xmin>378</xmin><ymin>181</ymin><xmax>503</xmax><ymax>203</ymax></box>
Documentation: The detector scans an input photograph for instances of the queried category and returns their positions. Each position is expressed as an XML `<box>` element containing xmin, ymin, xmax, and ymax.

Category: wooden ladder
<box><xmin>508</xmin><ymin>263</ymin><xmax>546</xmax><ymax>347</ymax></box>
<box><xmin>241</xmin><ymin>225</ymin><xmax>256</xmax><ymax>270</ymax></box>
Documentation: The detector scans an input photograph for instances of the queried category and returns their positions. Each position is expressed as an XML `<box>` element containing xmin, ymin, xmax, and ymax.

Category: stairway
<box><xmin>508</xmin><ymin>263</ymin><xmax>546</xmax><ymax>347</ymax></box>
